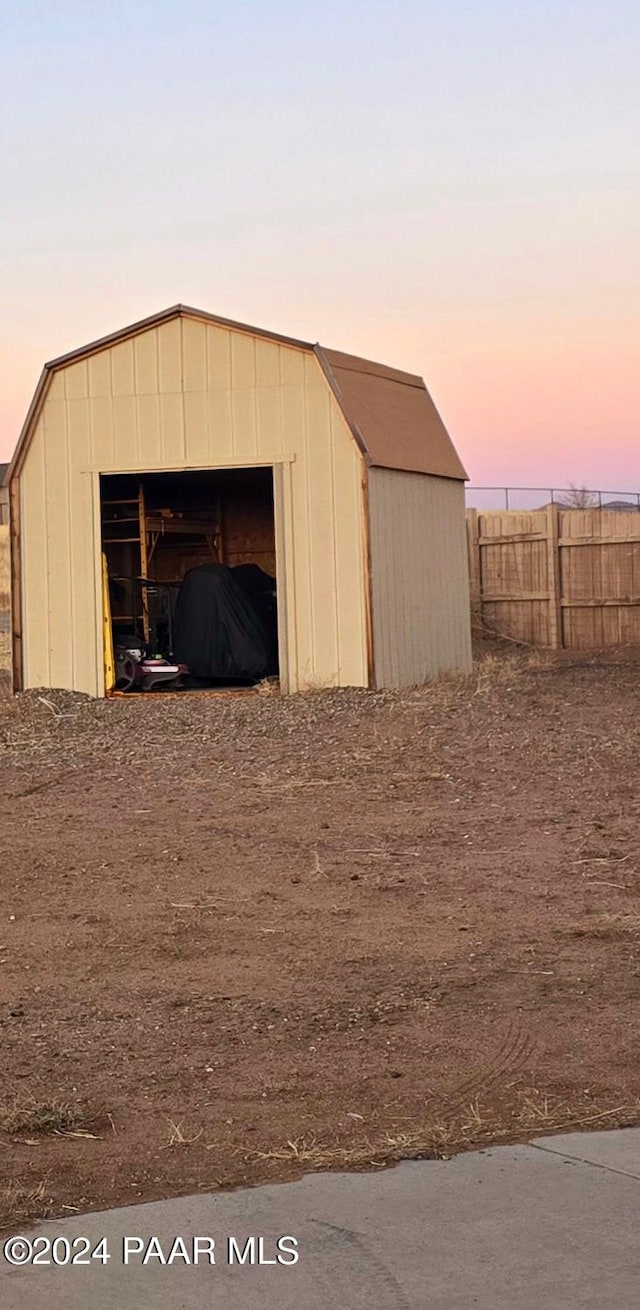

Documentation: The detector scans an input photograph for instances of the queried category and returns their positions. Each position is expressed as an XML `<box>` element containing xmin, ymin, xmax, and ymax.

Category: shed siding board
<box><xmin>305</xmin><ymin>381</ymin><xmax>340</xmax><ymax>681</ymax></box>
<box><xmin>255</xmin><ymin>385</ymin><xmax>282</xmax><ymax>458</ymax></box>
<box><xmin>47</xmin><ymin>372</ymin><xmax>65</xmax><ymax>402</ymax></box>
<box><xmin>182</xmin><ymin>317</ymin><xmax>207</xmax><ymax>393</ymax></box>
<box><xmin>43</xmin><ymin>400</ymin><xmax>74</xmax><ymax>689</ymax></box>
<box><xmin>160</xmin><ymin>391</ymin><xmax>185</xmax><ymax>465</ymax></box>
<box><xmin>134</xmin><ymin>331</ymin><xmax>158</xmax><ymax>398</ymax></box>
<box><xmin>88</xmin><ymin>351</ymin><xmax>111</xmax><ymax>399</ymax></box>
<box><xmin>256</xmin><ymin>338</ymin><xmax>280</xmax><ymax>389</ymax></box>
<box><xmin>231</xmin><ymin>386</ymin><xmax>257</xmax><ymax>463</ymax></box>
<box><xmin>66</xmin><ymin>404</ymin><xmax>95</xmax><ymax>693</ymax></box>
<box><xmin>158</xmin><ymin>318</ymin><xmax>182</xmax><ymax>393</ymax></box>
<box><xmin>66</xmin><ymin>399</ymin><xmax>96</xmax><ymax>694</ymax></box>
<box><xmin>289</xmin><ymin>456</ymin><xmax>314</xmax><ymax>685</ymax></box>
<box><xmin>64</xmin><ymin>359</ymin><xmax>88</xmax><ymax>402</ymax></box>
<box><xmin>19</xmin><ymin>319</ymin><xmax>368</xmax><ymax>695</ymax></box>
<box><xmin>273</xmin><ymin>462</ymin><xmax>296</xmax><ymax>693</ymax></box>
<box><xmin>138</xmin><ymin>393</ymin><xmax>161</xmax><ymax>467</ymax></box>
<box><xmin>330</xmin><ymin>406</ymin><xmax>367</xmax><ymax>681</ymax></box>
<box><xmin>184</xmin><ymin>390</ymin><xmax>209</xmax><ymax>466</ymax></box>
<box><xmin>111</xmin><ymin>339</ymin><xmax>135</xmax><ymax>397</ymax></box>
<box><xmin>110</xmin><ymin>396</ymin><xmax>133</xmax><ymax>468</ymax></box>
<box><xmin>206</xmin><ymin>389</ymin><xmax>233</xmax><ymax>461</ymax></box>
<box><xmin>206</xmin><ymin>326</ymin><xmax>231</xmax><ymax>391</ymax></box>
<box><xmin>369</xmin><ymin>469</ymin><xmax>472</xmax><ymax>688</ymax></box>
<box><xmin>20</xmin><ymin>421</ymin><xmax>50</xmax><ymax>688</ymax></box>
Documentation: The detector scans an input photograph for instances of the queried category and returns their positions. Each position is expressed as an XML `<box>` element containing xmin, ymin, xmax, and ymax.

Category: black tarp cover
<box><xmin>231</xmin><ymin>563</ymin><xmax>278</xmax><ymax>671</ymax></box>
<box><xmin>173</xmin><ymin>563</ymin><xmax>276</xmax><ymax>681</ymax></box>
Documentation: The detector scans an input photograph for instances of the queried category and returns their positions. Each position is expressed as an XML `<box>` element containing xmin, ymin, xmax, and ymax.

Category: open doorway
<box><xmin>100</xmin><ymin>466</ymin><xmax>279</xmax><ymax>694</ymax></box>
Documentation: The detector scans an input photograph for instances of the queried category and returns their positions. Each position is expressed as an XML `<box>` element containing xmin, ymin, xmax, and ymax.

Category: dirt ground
<box><xmin>1</xmin><ymin>646</ymin><xmax>640</xmax><ymax>1230</ymax></box>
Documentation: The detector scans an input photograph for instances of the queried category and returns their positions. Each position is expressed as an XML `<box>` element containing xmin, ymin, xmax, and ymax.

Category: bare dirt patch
<box><xmin>1</xmin><ymin>648</ymin><xmax>640</xmax><ymax>1228</ymax></box>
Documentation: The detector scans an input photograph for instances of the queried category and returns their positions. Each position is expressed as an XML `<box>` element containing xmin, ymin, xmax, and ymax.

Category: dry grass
<box><xmin>165</xmin><ymin>1119</ymin><xmax>204</xmax><ymax>1148</ymax></box>
<box><xmin>421</xmin><ymin>648</ymin><xmax>554</xmax><ymax>709</ymax></box>
<box><xmin>472</xmin><ymin>648</ymin><xmax>553</xmax><ymax>687</ymax></box>
<box><xmin>567</xmin><ymin>912</ymin><xmax>640</xmax><ymax>941</ymax></box>
<box><xmin>255</xmin><ymin>676</ymin><xmax>280</xmax><ymax>697</ymax></box>
<box><xmin>249</xmin><ymin>1089</ymin><xmax>640</xmax><ymax>1172</ymax></box>
<box><xmin>1</xmin><ymin>1178</ymin><xmax>54</xmax><ymax>1226</ymax></box>
<box><xmin>0</xmin><ymin>1096</ymin><xmax>98</xmax><ymax>1139</ymax></box>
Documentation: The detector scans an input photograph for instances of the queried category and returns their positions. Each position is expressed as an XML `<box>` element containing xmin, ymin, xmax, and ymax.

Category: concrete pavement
<box><xmin>3</xmin><ymin>1128</ymin><xmax>640</xmax><ymax>1308</ymax></box>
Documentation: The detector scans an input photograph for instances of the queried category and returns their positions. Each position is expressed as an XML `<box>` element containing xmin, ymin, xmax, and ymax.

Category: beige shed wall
<box><xmin>368</xmin><ymin>468</ymin><xmax>472</xmax><ymax>688</ymax></box>
<box><xmin>19</xmin><ymin>317</ymin><xmax>369</xmax><ymax>695</ymax></box>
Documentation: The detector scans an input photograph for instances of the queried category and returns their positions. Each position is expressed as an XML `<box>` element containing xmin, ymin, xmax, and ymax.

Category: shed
<box><xmin>7</xmin><ymin>305</ymin><xmax>471</xmax><ymax>696</ymax></box>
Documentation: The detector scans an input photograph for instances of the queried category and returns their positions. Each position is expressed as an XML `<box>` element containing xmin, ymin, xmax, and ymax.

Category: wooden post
<box><xmin>361</xmin><ymin>466</ymin><xmax>375</xmax><ymax>689</ymax></box>
<box><xmin>546</xmin><ymin>503</ymin><xmax>563</xmax><ymax>648</ymax></box>
<box><xmin>466</xmin><ymin>508</ymin><xmax>482</xmax><ymax>618</ymax></box>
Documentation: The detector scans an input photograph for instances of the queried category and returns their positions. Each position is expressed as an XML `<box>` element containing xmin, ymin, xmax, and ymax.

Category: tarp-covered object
<box><xmin>231</xmin><ymin>563</ymin><xmax>278</xmax><ymax>672</ymax></box>
<box><xmin>173</xmin><ymin>563</ymin><xmax>276</xmax><ymax>681</ymax></box>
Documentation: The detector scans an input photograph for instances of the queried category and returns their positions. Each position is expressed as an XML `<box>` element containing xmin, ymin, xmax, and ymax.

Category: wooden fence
<box><xmin>466</xmin><ymin>506</ymin><xmax>640</xmax><ymax>649</ymax></box>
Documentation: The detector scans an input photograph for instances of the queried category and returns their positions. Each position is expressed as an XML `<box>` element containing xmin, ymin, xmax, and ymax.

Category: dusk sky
<box><xmin>1</xmin><ymin>0</ymin><xmax>638</xmax><ymax>491</ymax></box>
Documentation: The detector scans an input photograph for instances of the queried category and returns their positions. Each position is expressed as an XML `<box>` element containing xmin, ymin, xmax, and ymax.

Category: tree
<box><xmin>556</xmin><ymin>484</ymin><xmax>598</xmax><ymax>509</ymax></box>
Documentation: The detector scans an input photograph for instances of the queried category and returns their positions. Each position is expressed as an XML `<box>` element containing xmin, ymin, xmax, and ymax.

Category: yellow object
<box><xmin>102</xmin><ymin>552</ymin><xmax>115</xmax><ymax>693</ymax></box>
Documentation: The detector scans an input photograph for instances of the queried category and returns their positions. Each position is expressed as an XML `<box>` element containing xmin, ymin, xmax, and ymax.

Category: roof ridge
<box><xmin>43</xmin><ymin>304</ymin><xmax>315</xmax><ymax>371</ymax></box>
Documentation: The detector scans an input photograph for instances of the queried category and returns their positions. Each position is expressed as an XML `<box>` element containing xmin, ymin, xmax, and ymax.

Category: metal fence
<box><xmin>466</xmin><ymin>487</ymin><xmax>640</xmax><ymax>512</ymax></box>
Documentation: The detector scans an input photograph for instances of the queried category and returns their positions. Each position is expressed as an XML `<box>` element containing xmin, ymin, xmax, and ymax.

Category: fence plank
<box><xmin>561</xmin><ymin>597</ymin><xmax>640</xmax><ymax>608</ymax></box>
<box><xmin>467</xmin><ymin>508</ymin><xmax>481</xmax><ymax>612</ymax></box>
<box><xmin>546</xmin><ymin>504</ymin><xmax>563</xmax><ymax>648</ymax></box>
<box><xmin>478</xmin><ymin>532</ymin><xmax>547</xmax><ymax>545</ymax></box>
<box><xmin>559</xmin><ymin>534</ymin><xmax>640</xmax><ymax>547</ymax></box>
<box><xmin>483</xmin><ymin>592</ymin><xmax>550</xmax><ymax>603</ymax></box>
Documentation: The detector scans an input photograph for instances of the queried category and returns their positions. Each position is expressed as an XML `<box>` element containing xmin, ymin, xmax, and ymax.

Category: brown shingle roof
<box><xmin>317</xmin><ymin>348</ymin><xmax>467</xmax><ymax>481</ymax></box>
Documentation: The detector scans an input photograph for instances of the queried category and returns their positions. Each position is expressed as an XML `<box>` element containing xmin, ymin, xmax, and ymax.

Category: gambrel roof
<box><xmin>7</xmin><ymin>305</ymin><xmax>467</xmax><ymax>482</ymax></box>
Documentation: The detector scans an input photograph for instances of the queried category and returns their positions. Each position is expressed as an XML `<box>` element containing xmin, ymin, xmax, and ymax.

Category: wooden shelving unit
<box><xmin>146</xmin><ymin>512</ymin><xmax>221</xmax><ymax>564</ymax></box>
<box><xmin>102</xmin><ymin>485</ymin><xmax>222</xmax><ymax>643</ymax></box>
<box><xmin>101</xmin><ymin>484</ymin><xmax>149</xmax><ymax>638</ymax></box>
